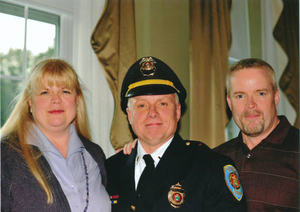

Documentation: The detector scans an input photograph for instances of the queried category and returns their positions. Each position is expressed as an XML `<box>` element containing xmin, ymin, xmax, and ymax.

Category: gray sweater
<box><xmin>1</xmin><ymin>135</ymin><xmax>107</xmax><ymax>212</ymax></box>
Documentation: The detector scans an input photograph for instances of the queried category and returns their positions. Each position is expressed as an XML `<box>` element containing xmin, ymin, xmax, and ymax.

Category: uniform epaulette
<box><xmin>183</xmin><ymin>140</ymin><xmax>205</xmax><ymax>147</ymax></box>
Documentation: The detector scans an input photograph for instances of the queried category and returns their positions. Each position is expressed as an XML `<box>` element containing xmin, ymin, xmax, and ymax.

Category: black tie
<box><xmin>137</xmin><ymin>154</ymin><xmax>155</xmax><ymax>192</ymax></box>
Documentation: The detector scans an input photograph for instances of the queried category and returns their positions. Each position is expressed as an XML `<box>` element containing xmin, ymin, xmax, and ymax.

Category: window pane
<box><xmin>0</xmin><ymin>2</ymin><xmax>60</xmax><ymax>128</ymax></box>
<box><xmin>0</xmin><ymin>13</ymin><xmax>25</xmax><ymax>76</ymax></box>
<box><xmin>28</xmin><ymin>8</ymin><xmax>60</xmax><ymax>25</ymax></box>
<box><xmin>26</xmin><ymin>19</ymin><xmax>57</xmax><ymax>72</ymax></box>
<box><xmin>26</xmin><ymin>8</ymin><xmax>59</xmax><ymax>72</ymax></box>
<box><xmin>1</xmin><ymin>78</ymin><xmax>23</xmax><ymax>127</ymax></box>
<box><xmin>0</xmin><ymin>1</ymin><xmax>24</xmax><ymax>18</ymax></box>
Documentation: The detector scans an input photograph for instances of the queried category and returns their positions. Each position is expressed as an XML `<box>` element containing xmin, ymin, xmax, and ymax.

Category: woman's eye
<box><xmin>63</xmin><ymin>90</ymin><xmax>71</xmax><ymax>94</ymax></box>
<box><xmin>40</xmin><ymin>91</ymin><xmax>48</xmax><ymax>95</ymax></box>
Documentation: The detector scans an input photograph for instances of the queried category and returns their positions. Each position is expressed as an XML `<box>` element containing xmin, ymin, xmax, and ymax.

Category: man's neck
<box><xmin>242</xmin><ymin>134</ymin><xmax>265</xmax><ymax>150</ymax></box>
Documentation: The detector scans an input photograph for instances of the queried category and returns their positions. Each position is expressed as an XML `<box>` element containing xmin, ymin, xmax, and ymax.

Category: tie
<box><xmin>137</xmin><ymin>154</ymin><xmax>155</xmax><ymax>193</ymax></box>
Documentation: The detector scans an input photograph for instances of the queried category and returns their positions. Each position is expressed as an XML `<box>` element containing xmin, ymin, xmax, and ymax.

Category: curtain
<box><xmin>73</xmin><ymin>0</ymin><xmax>116</xmax><ymax>157</ymax></box>
<box><xmin>273</xmin><ymin>0</ymin><xmax>299</xmax><ymax>128</ymax></box>
<box><xmin>189</xmin><ymin>0</ymin><xmax>232</xmax><ymax>148</ymax></box>
<box><xmin>261</xmin><ymin>0</ymin><xmax>297</xmax><ymax>128</ymax></box>
<box><xmin>91</xmin><ymin>0</ymin><xmax>136</xmax><ymax>150</ymax></box>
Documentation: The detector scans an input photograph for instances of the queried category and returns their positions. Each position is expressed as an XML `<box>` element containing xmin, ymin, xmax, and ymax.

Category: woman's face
<box><xmin>29</xmin><ymin>79</ymin><xmax>80</xmax><ymax>135</ymax></box>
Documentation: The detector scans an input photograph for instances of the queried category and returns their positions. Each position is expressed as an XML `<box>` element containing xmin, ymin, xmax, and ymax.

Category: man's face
<box><xmin>127</xmin><ymin>94</ymin><xmax>181</xmax><ymax>153</ymax></box>
<box><xmin>227</xmin><ymin>68</ymin><xmax>280</xmax><ymax>138</ymax></box>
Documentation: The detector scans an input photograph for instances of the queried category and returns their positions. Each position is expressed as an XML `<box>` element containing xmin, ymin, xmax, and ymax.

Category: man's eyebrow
<box><xmin>232</xmin><ymin>91</ymin><xmax>245</xmax><ymax>95</ymax></box>
<box><xmin>256</xmin><ymin>88</ymin><xmax>268</xmax><ymax>92</ymax></box>
<box><xmin>232</xmin><ymin>87</ymin><xmax>269</xmax><ymax>94</ymax></box>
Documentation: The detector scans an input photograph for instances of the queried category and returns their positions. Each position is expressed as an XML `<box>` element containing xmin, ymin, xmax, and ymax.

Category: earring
<box><xmin>30</xmin><ymin>108</ymin><xmax>32</xmax><ymax>113</ymax></box>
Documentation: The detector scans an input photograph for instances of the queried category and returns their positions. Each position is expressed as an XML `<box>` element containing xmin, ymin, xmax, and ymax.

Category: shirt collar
<box><xmin>135</xmin><ymin>135</ymin><xmax>174</xmax><ymax>167</ymax></box>
<box><xmin>28</xmin><ymin>124</ymin><xmax>83</xmax><ymax>158</ymax></box>
<box><xmin>264</xmin><ymin>115</ymin><xmax>291</xmax><ymax>145</ymax></box>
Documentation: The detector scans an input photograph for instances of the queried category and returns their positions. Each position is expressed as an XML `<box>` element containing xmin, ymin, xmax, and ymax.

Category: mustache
<box><xmin>242</xmin><ymin>110</ymin><xmax>262</xmax><ymax>116</ymax></box>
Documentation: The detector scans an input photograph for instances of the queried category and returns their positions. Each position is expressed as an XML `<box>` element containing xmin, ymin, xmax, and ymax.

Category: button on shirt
<box><xmin>134</xmin><ymin>136</ymin><xmax>173</xmax><ymax>189</ymax></box>
<box><xmin>28</xmin><ymin>124</ymin><xmax>111</xmax><ymax>212</ymax></box>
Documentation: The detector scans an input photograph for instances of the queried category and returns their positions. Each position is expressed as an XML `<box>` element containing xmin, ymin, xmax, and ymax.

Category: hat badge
<box><xmin>139</xmin><ymin>57</ymin><xmax>156</xmax><ymax>76</ymax></box>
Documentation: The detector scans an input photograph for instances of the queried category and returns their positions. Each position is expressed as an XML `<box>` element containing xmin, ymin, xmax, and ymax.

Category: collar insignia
<box><xmin>168</xmin><ymin>182</ymin><xmax>185</xmax><ymax>208</ymax></box>
<box><xmin>139</xmin><ymin>57</ymin><xmax>156</xmax><ymax>76</ymax></box>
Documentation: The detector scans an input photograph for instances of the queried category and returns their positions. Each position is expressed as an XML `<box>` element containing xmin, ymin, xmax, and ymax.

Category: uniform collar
<box><xmin>135</xmin><ymin>135</ymin><xmax>174</xmax><ymax>167</ymax></box>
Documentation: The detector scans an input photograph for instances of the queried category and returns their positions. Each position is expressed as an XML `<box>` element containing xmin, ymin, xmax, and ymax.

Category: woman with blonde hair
<box><xmin>1</xmin><ymin>59</ymin><xmax>111</xmax><ymax>212</ymax></box>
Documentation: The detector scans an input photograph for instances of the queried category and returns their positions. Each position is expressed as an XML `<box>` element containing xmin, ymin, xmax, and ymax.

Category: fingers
<box><xmin>124</xmin><ymin>143</ymin><xmax>131</xmax><ymax>155</ymax></box>
<box><xmin>115</xmin><ymin>148</ymin><xmax>123</xmax><ymax>154</ymax></box>
<box><xmin>123</xmin><ymin>139</ymin><xmax>138</xmax><ymax>155</ymax></box>
<box><xmin>132</xmin><ymin>139</ymin><xmax>137</xmax><ymax>148</ymax></box>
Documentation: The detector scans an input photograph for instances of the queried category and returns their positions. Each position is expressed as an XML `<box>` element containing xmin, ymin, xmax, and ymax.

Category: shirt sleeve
<box><xmin>204</xmin><ymin>155</ymin><xmax>247</xmax><ymax>211</ymax></box>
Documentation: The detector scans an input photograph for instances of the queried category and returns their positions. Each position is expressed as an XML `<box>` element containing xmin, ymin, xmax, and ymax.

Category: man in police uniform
<box><xmin>105</xmin><ymin>56</ymin><xmax>247</xmax><ymax>212</ymax></box>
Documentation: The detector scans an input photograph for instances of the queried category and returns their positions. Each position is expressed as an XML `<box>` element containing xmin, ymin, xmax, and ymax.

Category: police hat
<box><xmin>120</xmin><ymin>56</ymin><xmax>187</xmax><ymax>113</ymax></box>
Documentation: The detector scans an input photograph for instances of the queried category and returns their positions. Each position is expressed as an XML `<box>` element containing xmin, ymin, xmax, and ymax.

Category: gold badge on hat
<box><xmin>139</xmin><ymin>57</ymin><xmax>156</xmax><ymax>76</ymax></box>
<box><xmin>168</xmin><ymin>182</ymin><xmax>185</xmax><ymax>208</ymax></box>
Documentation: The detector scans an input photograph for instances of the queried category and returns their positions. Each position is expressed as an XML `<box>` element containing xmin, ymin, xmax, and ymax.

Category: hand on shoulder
<box><xmin>115</xmin><ymin>139</ymin><xmax>137</xmax><ymax>155</ymax></box>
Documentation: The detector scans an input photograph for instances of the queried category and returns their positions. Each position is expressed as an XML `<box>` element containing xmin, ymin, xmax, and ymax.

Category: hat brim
<box><xmin>126</xmin><ymin>84</ymin><xmax>179</xmax><ymax>98</ymax></box>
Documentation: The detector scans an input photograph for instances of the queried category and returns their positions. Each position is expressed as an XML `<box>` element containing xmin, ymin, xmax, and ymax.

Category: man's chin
<box><xmin>242</xmin><ymin>123</ymin><xmax>264</xmax><ymax>136</ymax></box>
<box><xmin>243</xmin><ymin>130</ymin><xmax>263</xmax><ymax>137</ymax></box>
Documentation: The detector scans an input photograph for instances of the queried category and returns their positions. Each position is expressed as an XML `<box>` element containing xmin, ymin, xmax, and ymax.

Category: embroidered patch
<box><xmin>223</xmin><ymin>165</ymin><xmax>243</xmax><ymax>201</ymax></box>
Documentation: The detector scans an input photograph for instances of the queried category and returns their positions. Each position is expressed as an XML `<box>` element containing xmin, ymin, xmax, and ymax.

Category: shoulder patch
<box><xmin>223</xmin><ymin>165</ymin><xmax>243</xmax><ymax>201</ymax></box>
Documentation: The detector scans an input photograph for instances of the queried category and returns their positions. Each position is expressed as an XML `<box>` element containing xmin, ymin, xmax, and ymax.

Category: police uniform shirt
<box><xmin>135</xmin><ymin>136</ymin><xmax>173</xmax><ymax>189</ymax></box>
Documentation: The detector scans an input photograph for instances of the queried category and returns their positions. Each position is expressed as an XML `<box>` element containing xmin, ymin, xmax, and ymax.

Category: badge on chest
<box><xmin>168</xmin><ymin>182</ymin><xmax>186</xmax><ymax>208</ymax></box>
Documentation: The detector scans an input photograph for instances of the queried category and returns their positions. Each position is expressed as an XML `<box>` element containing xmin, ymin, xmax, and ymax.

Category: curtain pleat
<box><xmin>273</xmin><ymin>0</ymin><xmax>299</xmax><ymax>128</ymax></box>
<box><xmin>189</xmin><ymin>0</ymin><xmax>232</xmax><ymax>147</ymax></box>
<box><xmin>91</xmin><ymin>0</ymin><xmax>136</xmax><ymax>149</ymax></box>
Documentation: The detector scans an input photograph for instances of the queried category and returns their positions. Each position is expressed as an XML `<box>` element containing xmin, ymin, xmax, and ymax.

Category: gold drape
<box><xmin>91</xmin><ymin>0</ymin><xmax>136</xmax><ymax>149</ymax></box>
<box><xmin>273</xmin><ymin>0</ymin><xmax>299</xmax><ymax>128</ymax></box>
<box><xmin>189</xmin><ymin>0</ymin><xmax>232</xmax><ymax>147</ymax></box>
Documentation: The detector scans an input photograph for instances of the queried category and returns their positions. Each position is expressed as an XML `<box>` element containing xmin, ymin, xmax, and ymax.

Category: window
<box><xmin>225</xmin><ymin>57</ymin><xmax>241</xmax><ymax>141</ymax></box>
<box><xmin>0</xmin><ymin>1</ymin><xmax>60</xmax><ymax>127</ymax></box>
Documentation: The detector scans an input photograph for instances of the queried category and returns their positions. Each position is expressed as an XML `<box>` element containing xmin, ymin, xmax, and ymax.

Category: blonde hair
<box><xmin>1</xmin><ymin>59</ymin><xmax>91</xmax><ymax>204</ymax></box>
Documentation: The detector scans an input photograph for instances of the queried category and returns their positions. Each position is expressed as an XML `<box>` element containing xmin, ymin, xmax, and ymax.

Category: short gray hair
<box><xmin>127</xmin><ymin>93</ymin><xmax>180</xmax><ymax>111</ymax></box>
<box><xmin>226</xmin><ymin>58</ymin><xmax>277</xmax><ymax>95</ymax></box>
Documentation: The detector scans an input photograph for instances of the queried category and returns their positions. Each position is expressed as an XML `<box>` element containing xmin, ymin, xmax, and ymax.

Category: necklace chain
<box><xmin>80</xmin><ymin>149</ymin><xmax>89</xmax><ymax>212</ymax></box>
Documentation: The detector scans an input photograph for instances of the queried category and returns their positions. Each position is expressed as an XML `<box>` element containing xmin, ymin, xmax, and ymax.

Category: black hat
<box><xmin>120</xmin><ymin>56</ymin><xmax>187</xmax><ymax>113</ymax></box>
